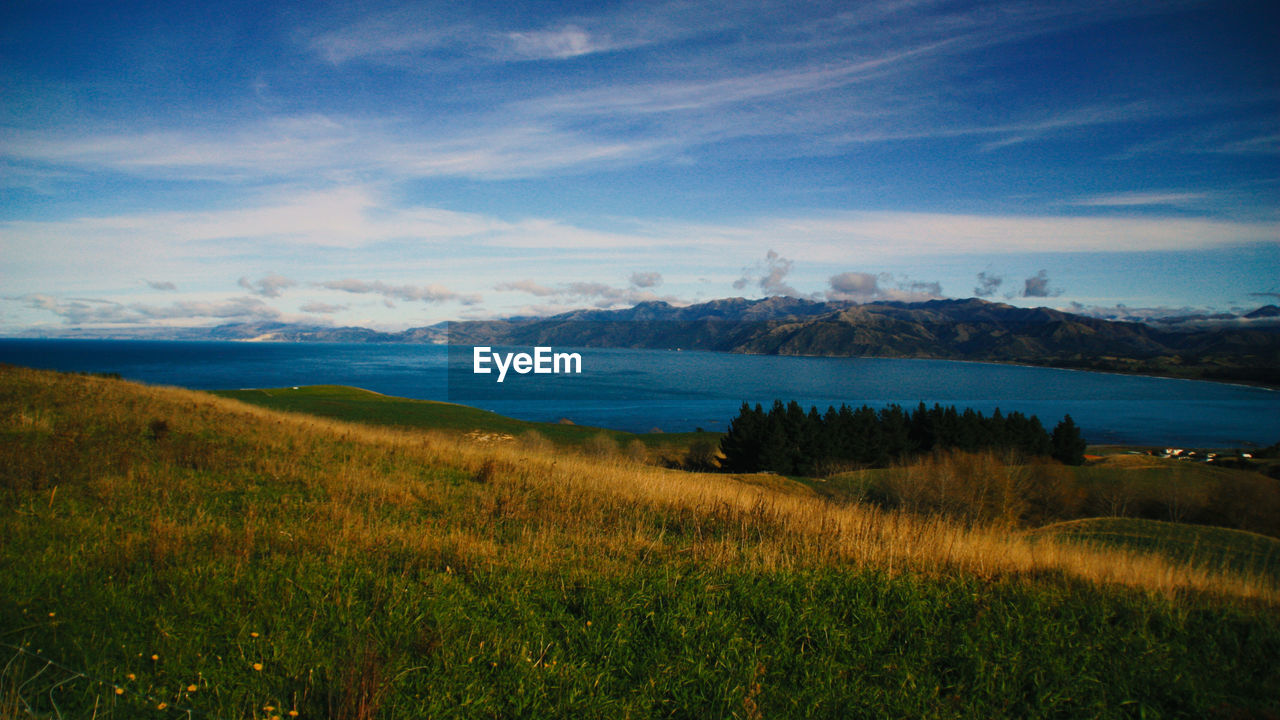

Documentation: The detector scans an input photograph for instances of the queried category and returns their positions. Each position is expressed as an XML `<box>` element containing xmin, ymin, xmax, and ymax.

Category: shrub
<box><xmin>583</xmin><ymin>433</ymin><xmax>619</xmax><ymax>459</ymax></box>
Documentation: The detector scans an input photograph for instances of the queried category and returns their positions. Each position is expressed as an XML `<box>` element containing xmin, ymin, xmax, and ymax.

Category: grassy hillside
<box><xmin>213</xmin><ymin>385</ymin><xmax>718</xmax><ymax>456</ymax></box>
<box><xmin>3</xmin><ymin>366</ymin><xmax>1279</xmax><ymax>718</ymax></box>
<box><xmin>818</xmin><ymin>451</ymin><xmax>1280</xmax><ymax>538</ymax></box>
<box><xmin>1032</xmin><ymin>517</ymin><xmax>1280</xmax><ymax>583</ymax></box>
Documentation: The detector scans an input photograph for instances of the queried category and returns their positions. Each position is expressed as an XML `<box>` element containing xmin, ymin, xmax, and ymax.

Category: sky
<box><xmin>2</xmin><ymin>0</ymin><xmax>1278</xmax><ymax>333</ymax></box>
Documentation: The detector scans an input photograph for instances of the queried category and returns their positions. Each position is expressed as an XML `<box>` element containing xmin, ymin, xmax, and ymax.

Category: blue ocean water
<box><xmin>2</xmin><ymin>338</ymin><xmax>1276</xmax><ymax>447</ymax></box>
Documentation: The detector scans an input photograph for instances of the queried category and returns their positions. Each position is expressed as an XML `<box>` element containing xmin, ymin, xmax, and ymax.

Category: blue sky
<box><xmin>2</xmin><ymin>0</ymin><xmax>1277</xmax><ymax>332</ymax></box>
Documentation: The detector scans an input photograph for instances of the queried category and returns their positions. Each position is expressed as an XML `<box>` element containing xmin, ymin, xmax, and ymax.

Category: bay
<box><xmin>1</xmin><ymin>338</ymin><xmax>1276</xmax><ymax>447</ymax></box>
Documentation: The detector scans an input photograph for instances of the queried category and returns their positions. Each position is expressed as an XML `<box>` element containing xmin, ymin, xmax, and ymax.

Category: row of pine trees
<box><xmin>718</xmin><ymin>400</ymin><xmax>1087</xmax><ymax>475</ymax></box>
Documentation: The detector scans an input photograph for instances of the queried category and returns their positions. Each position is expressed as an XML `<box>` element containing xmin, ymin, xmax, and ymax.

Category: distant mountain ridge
<box><xmin>442</xmin><ymin>297</ymin><xmax>1280</xmax><ymax>384</ymax></box>
<box><xmin>16</xmin><ymin>297</ymin><xmax>1280</xmax><ymax>385</ymax></box>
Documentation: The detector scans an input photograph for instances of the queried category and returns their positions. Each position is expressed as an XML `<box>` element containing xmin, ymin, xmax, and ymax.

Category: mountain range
<box><xmin>20</xmin><ymin>297</ymin><xmax>1280</xmax><ymax>385</ymax></box>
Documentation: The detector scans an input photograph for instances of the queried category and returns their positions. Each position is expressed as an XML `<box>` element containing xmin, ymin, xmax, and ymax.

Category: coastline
<box><xmin>4</xmin><ymin>334</ymin><xmax>1277</xmax><ymax>391</ymax></box>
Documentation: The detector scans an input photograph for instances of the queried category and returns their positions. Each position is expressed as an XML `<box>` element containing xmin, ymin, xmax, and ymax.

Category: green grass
<box><xmin>1070</xmin><ymin>461</ymin><xmax>1256</xmax><ymax>493</ymax></box>
<box><xmin>213</xmin><ymin>385</ymin><xmax>718</xmax><ymax>452</ymax></box>
<box><xmin>1032</xmin><ymin>517</ymin><xmax>1280</xmax><ymax>583</ymax></box>
<box><xmin>7</xmin><ymin>560</ymin><xmax>1279</xmax><ymax>719</ymax></box>
<box><xmin>4</xmin><ymin>367</ymin><xmax>1280</xmax><ymax>718</ymax></box>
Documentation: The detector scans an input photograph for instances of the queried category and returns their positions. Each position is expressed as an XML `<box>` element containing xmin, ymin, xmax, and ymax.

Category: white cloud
<box><xmin>0</xmin><ymin>187</ymin><xmax>508</xmax><ymax>257</ymax></box>
<box><xmin>0</xmin><ymin>2</ymin><xmax>1212</xmax><ymax>189</ymax></box>
<box><xmin>503</xmin><ymin>26</ymin><xmax>612</xmax><ymax>60</ymax></box>
<box><xmin>826</xmin><ymin>272</ymin><xmax>944</xmax><ymax>303</ymax></box>
<box><xmin>494</xmin><ymin>280</ymin><xmax>558</xmax><ymax>297</ymax></box>
<box><xmin>6</xmin><ymin>194</ymin><xmax>1277</xmax><ymax>308</ymax></box>
<box><xmin>494</xmin><ymin>278</ymin><xmax>680</xmax><ymax>308</ymax></box>
<box><xmin>829</xmin><ymin>272</ymin><xmax>880</xmax><ymax>296</ymax></box>
<box><xmin>318</xmin><ymin>279</ymin><xmax>481</xmax><ymax>305</ymax></box>
<box><xmin>973</xmin><ymin>271</ymin><xmax>1003</xmax><ymax>298</ymax></box>
<box><xmin>308</xmin><ymin>4</ymin><xmax>671</xmax><ymax>66</ymax></box>
<box><xmin>1070</xmin><ymin>191</ymin><xmax>1208</xmax><ymax>207</ymax></box>
<box><xmin>300</xmin><ymin>301</ymin><xmax>347</xmax><ymax>314</ymax></box>
<box><xmin>733</xmin><ymin>250</ymin><xmax>798</xmax><ymax>297</ymax></box>
<box><xmin>1022</xmin><ymin>270</ymin><xmax>1061</xmax><ymax>298</ymax></box>
<box><xmin>629</xmin><ymin>271</ymin><xmax>662</xmax><ymax>288</ymax></box>
<box><xmin>238</xmin><ymin>274</ymin><xmax>296</xmax><ymax>298</ymax></box>
<box><xmin>1213</xmin><ymin>132</ymin><xmax>1280</xmax><ymax>155</ymax></box>
<box><xmin>717</xmin><ymin>212</ymin><xmax>1280</xmax><ymax>258</ymax></box>
<box><xmin>15</xmin><ymin>294</ymin><xmax>281</xmax><ymax>326</ymax></box>
<box><xmin>308</xmin><ymin>9</ymin><xmax>470</xmax><ymax>65</ymax></box>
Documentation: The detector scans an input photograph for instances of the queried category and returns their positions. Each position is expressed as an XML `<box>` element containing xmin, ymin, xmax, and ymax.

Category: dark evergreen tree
<box><xmin>1025</xmin><ymin>415</ymin><xmax>1052</xmax><ymax>457</ymax></box>
<box><xmin>719</xmin><ymin>403</ymin><xmax>764</xmax><ymax>472</ymax></box>
<box><xmin>849</xmin><ymin>405</ymin><xmax>880</xmax><ymax>466</ymax></box>
<box><xmin>908</xmin><ymin>402</ymin><xmax>934</xmax><ymax>453</ymax></box>
<box><xmin>758</xmin><ymin>408</ymin><xmax>795</xmax><ymax>474</ymax></box>
<box><xmin>879</xmin><ymin>404</ymin><xmax>912</xmax><ymax>461</ymax></box>
<box><xmin>1051</xmin><ymin>414</ymin><xmax>1088</xmax><ymax>465</ymax></box>
<box><xmin>718</xmin><ymin>398</ymin><xmax>1079</xmax><ymax>474</ymax></box>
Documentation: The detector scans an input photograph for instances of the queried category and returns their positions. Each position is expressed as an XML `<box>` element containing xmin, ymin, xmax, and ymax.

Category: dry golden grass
<box><xmin>4</xmin><ymin>365</ymin><xmax>1276</xmax><ymax>606</ymax></box>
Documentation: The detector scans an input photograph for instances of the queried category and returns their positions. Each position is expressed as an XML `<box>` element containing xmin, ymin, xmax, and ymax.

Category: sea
<box><xmin>2</xmin><ymin>338</ymin><xmax>1277</xmax><ymax>448</ymax></box>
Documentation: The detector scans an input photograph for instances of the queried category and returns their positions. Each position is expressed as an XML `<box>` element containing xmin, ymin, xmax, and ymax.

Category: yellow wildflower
<box><xmin>252</xmin><ymin>662</ymin><xmax>263</xmax><ymax>671</ymax></box>
<box><xmin>156</xmin><ymin>702</ymin><xmax>167</xmax><ymax>710</ymax></box>
<box><xmin>114</xmin><ymin>687</ymin><xmax>124</xmax><ymax>695</ymax></box>
<box><xmin>187</xmin><ymin>684</ymin><xmax>198</xmax><ymax>692</ymax></box>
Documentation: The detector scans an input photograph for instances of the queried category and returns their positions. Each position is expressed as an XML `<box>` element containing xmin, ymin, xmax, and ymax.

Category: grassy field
<box><xmin>3</xmin><ymin>366</ymin><xmax>1279</xmax><ymax>718</ymax></box>
<box><xmin>817</xmin><ymin>450</ymin><xmax>1280</xmax><ymax>538</ymax></box>
<box><xmin>822</xmin><ymin>455</ymin><xmax>1264</xmax><ymax>506</ymax></box>
<box><xmin>1031</xmin><ymin>517</ymin><xmax>1280</xmax><ymax>583</ymax></box>
<box><xmin>213</xmin><ymin>385</ymin><xmax>719</xmax><ymax>459</ymax></box>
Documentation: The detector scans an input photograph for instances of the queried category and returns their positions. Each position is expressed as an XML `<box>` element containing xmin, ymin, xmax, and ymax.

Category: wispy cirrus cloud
<box><xmin>1070</xmin><ymin>191</ymin><xmax>1208</xmax><ymax>207</ymax></box>
<box><xmin>494</xmin><ymin>273</ymin><xmax>679</xmax><ymax>309</ymax></box>
<box><xmin>308</xmin><ymin>8</ymin><xmax>655</xmax><ymax>65</ymax></box>
<box><xmin>14</xmin><ymin>294</ymin><xmax>281</xmax><ymax>326</ymax></box>
<box><xmin>502</xmin><ymin>25</ymin><xmax>626</xmax><ymax>60</ymax></box>
<box><xmin>306</xmin><ymin>0</ymin><xmax>725</xmax><ymax>67</ymax></box>
<box><xmin>307</xmin><ymin>7</ymin><xmax>474</xmax><ymax>65</ymax></box>
<box><xmin>0</xmin><ymin>116</ymin><xmax>676</xmax><ymax>182</ymax></box>
<box><xmin>6</xmin><ymin>189</ymin><xmax>1278</xmax><ymax>301</ymax></box>
<box><xmin>300</xmin><ymin>301</ymin><xmax>347</xmax><ymax>314</ymax></box>
<box><xmin>1213</xmin><ymin>132</ymin><xmax>1280</xmax><ymax>156</ymax></box>
<box><xmin>5</xmin><ymin>2</ymin><xmax>1230</xmax><ymax>187</ymax></box>
<box><xmin>707</xmin><ymin>212</ymin><xmax>1280</xmax><ymax>259</ymax></box>
<box><xmin>318</xmin><ymin>279</ymin><xmax>482</xmax><ymax>305</ymax></box>
<box><xmin>0</xmin><ymin>186</ymin><xmax>508</xmax><ymax>255</ymax></box>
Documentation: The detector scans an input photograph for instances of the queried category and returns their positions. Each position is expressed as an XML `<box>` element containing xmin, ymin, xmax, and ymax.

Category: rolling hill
<box><xmin>3</xmin><ymin>365</ymin><xmax>1279</xmax><ymax>717</ymax></box>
